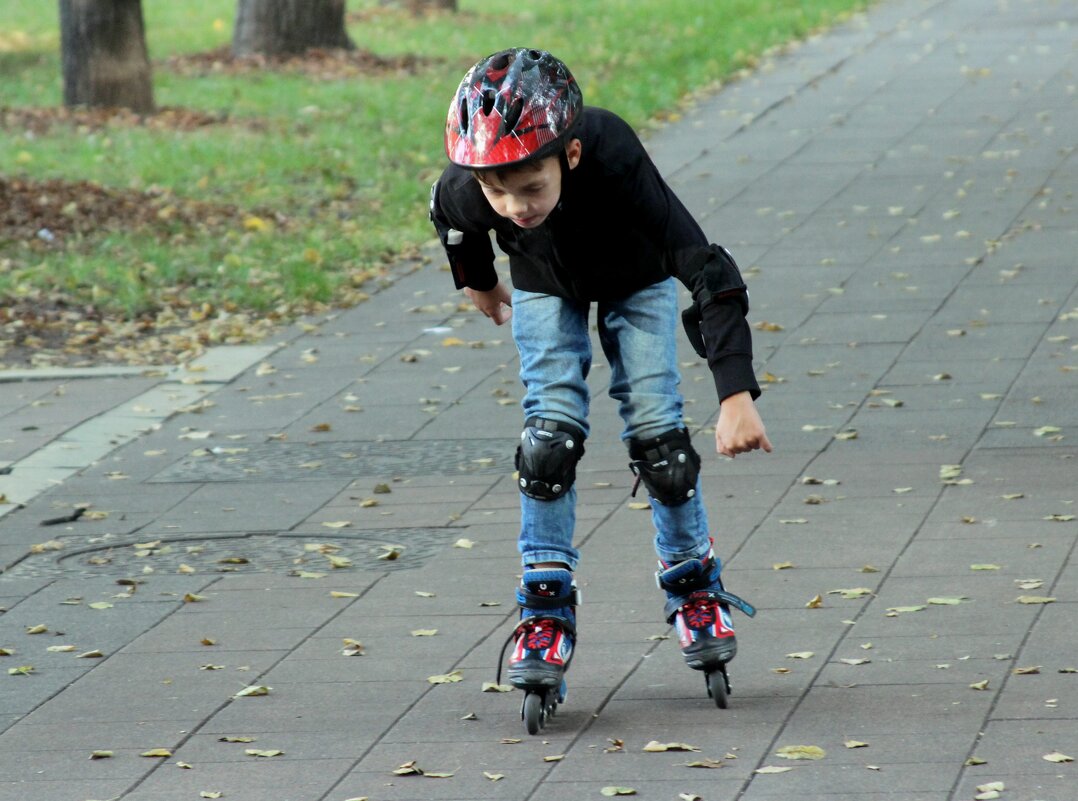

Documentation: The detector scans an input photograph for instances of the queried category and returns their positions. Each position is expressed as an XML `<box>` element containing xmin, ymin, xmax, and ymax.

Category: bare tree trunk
<box><xmin>232</xmin><ymin>0</ymin><xmax>355</xmax><ymax>57</ymax></box>
<box><xmin>59</xmin><ymin>0</ymin><xmax>154</xmax><ymax>113</ymax></box>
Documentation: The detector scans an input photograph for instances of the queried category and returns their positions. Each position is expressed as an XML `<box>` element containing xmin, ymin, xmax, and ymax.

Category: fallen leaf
<box><xmin>776</xmin><ymin>745</ymin><xmax>826</xmax><ymax>760</ymax></box>
<box><xmin>886</xmin><ymin>605</ymin><xmax>926</xmax><ymax>615</ymax></box>
<box><xmin>840</xmin><ymin>658</ymin><xmax>871</xmax><ymax>666</ymax></box>
<box><xmin>393</xmin><ymin>761</ymin><xmax>423</xmax><ymax>775</ymax></box>
<box><xmin>1012</xmin><ymin>666</ymin><xmax>1041</xmax><ymax>675</ymax></box>
<box><xmin>7</xmin><ymin>665</ymin><xmax>34</xmax><ymax>675</ymax></box>
<box><xmin>245</xmin><ymin>749</ymin><xmax>284</xmax><ymax>757</ymax></box>
<box><xmin>844</xmin><ymin>740</ymin><xmax>869</xmax><ymax>749</ymax></box>
<box><xmin>927</xmin><ymin>596</ymin><xmax>967</xmax><ymax>605</ymax></box>
<box><xmin>140</xmin><ymin>748</ymin><xmax>173</xmax><ymax>758</ymax></box>
<box><xmin>786</xmin><ymin>651</ymin><xmax>815</xmax><ymax>660</ymax></box>
<box><xmin>828</xmin><ymin>587</ymin><xmax>874</xmax><ymax>599</ymax></box>
<box><xmin>341</xmin><ymin>638</ymin><xmax>365</xmax><ymax>656</ymax></box>
<box><xmin>1015</xmin><ymin>595</ymin><xmax>1055</xmax><ymax>605</ymax></box>
<box><xmin>604</xmin><ymin>738</ymin><xmax>625</xmax><ymax>753</ymax></box>
<box><xmin>628</xmin><ymin>502</ymin><xmax>651</xmax><ymax>510</ymax></box>
<box><xmin>1043</xmin><ymin>751</ymin><xmax>1073</xmax><ymax>763</ymax></box>
<box><xmin>427</xmin><ymin>670</ymin><xmax>464</xmax><ymax>684</ymax></box>
<box><xmin>219</xmin><ymin>736</ymin><xmax>255</xmax><ymax>743</ymax></box>
<box><xmin>643</xmin><ymin>741</ymin><xmax>699</xmax><ymax>752</ymax></box>
<box><xmin>321</xmin><ymin>521</ymin><xmax>351</xmax><ymax>529</ymax></box>
<box><xmin>481</xmin><ymin>682</ymin><xmax>513</xmax><ymax>693</ymax></box>
<box><xmin>965</xmin><ymin>756</ymin><xmax>987</xmax><ymax>766</ymax></box>
<box><xmin>805</xmin><ymin>594</ymin><xmax>823</xmax><ymax>609</ymax></box>
<box><xmin>971</xmin><ymin>564</ymin><xmax>1001</xmax><ymax>571</ymax></box>
<box><xmin>47</xmin><ymin>645</ymin><xmax>76</xmax><ymax>653</ymax></box>
<box><xmin>330</xmin><ymin>591</ymin><xmax>359</xmax><ymax>598</ymax></box>
<box><xmin>755</xmin><ymin>765</ymin><xmax>793</xmax><ymax>774</ymax></box>
<box><xmin>411</xmin><ymin>629</ymin><xmax>437</xmax><ymax>637</ymax></box>
<box><xmin>683</xmin><ymin>758</ymin><xmax>726</xmax><ymax>768</ymax></box>
<box><xmin>200</xmin><ymin>793</ymin><xmax>223</xmax><ymax>799</ymax></box>
<box><xmin>780</xmin><ymin>518</ymin><xmax>809</xmax><ymax>524</ymax></box>
<box><xmin>483</xmin><ymin>771</ymin><xmax>505</xmax><ymax>781</ymax></box>
<box><xmin>233</xmin><ymin>685</ymin><xmax>270</xmax><ymax>698</ymax></box>
<box><xmin>183</xmin><ymin>594</ymin><xmax>206</xmax><ymax>603</ymax></box>
<box><xmin>453</xmin><ymin>538</ymin><xmax>475</xmax><ymax>549</ymax></box>
<box><xmin>76</xmin><ymin>650</ymin><xmax>104</xmax><ymax>659</ymax></box>
<box><xmin>772</xmin><ymin>561</ymin><xmax>795</xmax><ymax>570</ymax></box>
<box><xmin>600</xmin><ymin>788</ymin><xmax>637</xmax><ymax>797</ymax></box>
<box><xmin>679</xmin><ymin>795</ymin><xmax>703</xmax><ymax>801</ymax></box>
<box><xmin>543</xmin><ymin>754</ymin><xmax>565</xmax><ymax>762</ymax></box>
<box><xmin>969</xmin><ymin>679</ymin><xmax>990</xmax><ymax>690</ymax></box>
<box><xmin>89</xmin><ymin>750</ymin><xmax>113</xmax><ymax>759</ymax></box>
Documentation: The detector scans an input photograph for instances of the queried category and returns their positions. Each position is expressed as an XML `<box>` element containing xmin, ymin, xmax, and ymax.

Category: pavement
<box><xmin>1</xmin><ymin>0</ymin><xmax>1075</xmax><ymax>799</ymax></box>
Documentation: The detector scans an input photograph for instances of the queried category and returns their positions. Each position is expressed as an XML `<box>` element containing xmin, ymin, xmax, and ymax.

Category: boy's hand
<box><xmin>465</xmin><ymin>283</ymin><xmax>512</xmax><ymax>326</ymax></box>
<box><xmin>715</xmin><ymin>391</ymin><xmax>772</xmax><ymax>458</ymax></box>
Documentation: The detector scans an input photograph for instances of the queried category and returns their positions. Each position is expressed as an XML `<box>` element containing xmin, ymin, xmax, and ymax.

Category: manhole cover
<box><xmin>149</xmin><ymin>440</ymin><xmax>510</xmax><ymax>483</ymax></box>
<box><xmin>1</xmin><ymin>530</ymin><xmax>455</xmax><ymax>580</ymax></box>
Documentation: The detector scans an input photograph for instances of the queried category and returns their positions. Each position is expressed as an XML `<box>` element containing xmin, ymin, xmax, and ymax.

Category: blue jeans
<box><xmin>511</xmin><ymin>278</ymin><xmax>712</xmax><ymax>571</ymax></box>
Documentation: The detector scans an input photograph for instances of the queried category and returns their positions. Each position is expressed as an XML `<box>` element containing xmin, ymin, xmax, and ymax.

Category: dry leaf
<box><xmin>776</xmin><ymin>745</ymin><xmax>826</xmax><ymax>760</ymax></box>
<box><xmin>453</xmin><ymin>538</ymin><xmax>475</xmax><ymax>549</ymax></box>
<box><xmin>219</xmin><ymin>736</ymin><xmax>255</xmax><ymax>743</ymax></box>
<box><xmin>806</xmin><ymin>594</ymin><xmax>823</xmax><ymax>609</ymax></box>
<box><xmin>543</xmin><ymin>754</ymin><xmax>565</xmax><ymax>762</ymax></box>
<box><xmin>927</xmin><ymin>596</ymin><xmax>967</xmax><ymax>605</ymax></box>
<box><xmin>643</xmin><ymin>741</ymin><xmax>699</xmax><ymax>752</ymax></box>
<box><xmin>844</xmin><ymin>740</ymin><xmax>869</xmax><ymax>749</ymax></box>
<box><xmin>840</xmin><ymin>658</ymin><xmax>871</xmax><ymax>666</ymax></box>
<box><xmin>828</xmin><ymin>587</ymin><xmax>873</xmax><ymax>600</ymax></box>
<box><xmin>427</xmin><ymin>670</ymin><xmax>464</xmax><ymax>684</ymax></box>
<box><xmin>411</xmin><ymin>629</ymin><xmax>437</xmax><ymax>637</ymax></box>
<box><xmin>330</xmin><ymin>591</ymin><xmax>359</xmax><ymax>598</ymax></box>
<box><xmin>140</xmin><ymin>748</ymin><xmax>173</xmax><ymax>758</ymax></box>
<box><xmin>481</xmin><ymin>682</ymin><xmax>513</xmax><ymax>693</ymax></box>
<box><xmin>483</xmin><ymin>771</ymin><xmax>505</xmax><ymax>781</ymax></box>
<box><xmin>89</xmin><ymin>751</ymin><xmax>113</xmax><ymax>759</ymax></box>
<box><xmin>772</xmin><ymin>561</ymin><xmax>795</xmax><ymax>570</ymax></box>
<box><xmin>341</xmin><ymin>638</ymin><xmax>365</xmax><ymax>656</ymax></box>
<box><xmin>755</xmin><ymin>765</ymin><xmax>793</xmax><ymax>774</ymax></box>
<box><xmin>600</xmin><ymin>788</ymin><xmax>636</xmax><ymax>797</ymax></box>
<box><xmin>1015</xmin><ymin>595</ymin><xmax>1055</xmax><ymax>605</ymax></box>
<box><xmin>786</xmin><ymin>651</ymin><xmax>815</xmax><ymax>660</ymax></box>
<box><xmin>245</xmin><ymin>749</ymin><xmax>284</xmax><ymax>758</ymax></box>
<box><xmin>683</xmin><ymin>758</ymin><xmax>725</xmax><ymax>768</ymax></box>
<box><xmin>322</xmin><ymin>521</ymin><xmax>351</xmax><ymax>529</ymax></box>
<box><xmin>233</xmin><ymin>685</ymin><xmax>270</xmax><ymax>698</ymax></box>
<box><xmin>1042</xmin><ymin>751</ymin><xmax>1073</xmax><ymax>763</ymax></box>
<box><xmin>628</xmin><ymin>501</ymin><xmax>651</xmax><ymax>510</ymax></box>
<box><xmin>969</xmin><ymin>679</ymin><xmax>990</xmax><ymax>690</ymax></box>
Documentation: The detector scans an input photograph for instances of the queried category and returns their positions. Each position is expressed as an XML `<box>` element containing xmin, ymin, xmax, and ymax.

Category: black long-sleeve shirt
<box><xmin>430</xmin><ymin>107</ymin><xmax>760</xmax><ymax>402</ymax></box>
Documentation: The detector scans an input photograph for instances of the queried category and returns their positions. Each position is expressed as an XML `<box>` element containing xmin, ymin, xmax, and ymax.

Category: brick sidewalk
<box><xmin>1</xmin><ymin>0</ymin><xmax>1075</xmax><ymax>799</ymax></box>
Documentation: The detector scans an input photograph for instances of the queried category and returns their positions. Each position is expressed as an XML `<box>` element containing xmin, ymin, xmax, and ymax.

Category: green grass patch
<box><xmin>1</xmin><ymin>0</ymin><xmax>869</xmax><ymax>321</ymax></box>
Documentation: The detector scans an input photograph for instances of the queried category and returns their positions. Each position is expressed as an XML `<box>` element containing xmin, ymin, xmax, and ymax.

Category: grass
<box><xmin>0</xmin><ymin>0</ymin><xmax>870</xmax><ymax>323</ymax></box>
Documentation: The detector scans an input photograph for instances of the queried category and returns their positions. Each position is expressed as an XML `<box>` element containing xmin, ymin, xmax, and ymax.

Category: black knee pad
<box><xmin>516</xmin><ymin>418</ymin><xmax>586</xmax><ymax>501</ymax></box>
<box><xmin>628</xmin><ymin>428</ymin><xmax>701</xmax><ymax>506</ymax></box>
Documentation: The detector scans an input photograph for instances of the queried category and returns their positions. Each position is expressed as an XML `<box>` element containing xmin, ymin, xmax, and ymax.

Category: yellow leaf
<box><xmin>543</xmin><ymin>754</ymin><xmax>565</xmax><ymax>762</ymax></box>
<box><xmin>600</xmin><ymin>788</ymin><xmax>637</xmax><ymax>797</ymax></box>
<box><xmin>1015</xmin><ymin>595</ymin><xmax>1055</xmax><ymax>605</ymax></box>
<box><xmin>969</xmin><ymin>679</ymin><xmax>990</xmax><ymax>690</ymax></box>
<box><xmin>427</xmin><ymin>670</ymin><xmax>464</xmax><ymax>684</ymax></box>
<box><xmin>1043</xmin><ymin>751</ymin><xmax>1073</xmax><ymax>763</ymax></box>
<box><xmin>25</xmin><ymin>625</ymin><xmax>48</xmax><ymax>634</ymax></box>
<box><xmin>331</xmin><ymin>591</ymin><xmax>359</xmax><ymax>598</ymax></box>
<box><xmin>642</xmin><ymin>741</ymin><xmax>699</xmax><ymax>752</ymax></box>
<box><xmin>481</xmin><ymin>682</ymin><xmax>514</xmax><ymax>693</ymax></box>
<box><xmin>786</xmin><ymin>652</ymin><xmax>815</xmax><ymax>660</ymax></box>
<box><xmin>411</xmin><ymin>629</ymin><xmax>438</xmax><ymax>637</ymax></box>
<box><xmin>755</xmin><ymin>765</ymin><xmax>793</xmax><ymax>774</ymax></box>
<box><xmin>89</xmin><ymin>751</ymin><xmax>113</xmax><ymax>759</ymax></box>
<box><xmin>322</xmin><ymin>521</ymin><xmax>351</xmax><ymax>529</ymax></box>
<box><xmin>441</xmin><ymin>337</ymin><xmax>466</xmax><ymax>347</ymax></box>
<box><xmin>453</xmin><ymin>538</ymin><xmax>475</xmax><ymax>549</ymax></box>
<box><xmin>183</xmin><ymin>594</ymin><xmax>206</xmax><ymax>603</ymax></box>
<box><xmin>326</xmin><ymin>554</ymin><xmax>352</xmax><ymax>569</ymax></box>
<box><xmin>628</xmin><ymin>501</ymin><xmax>651</xmax><ymax>510</ymax></box>
<box><xmin>772</xmin><ymin>561</ymin><xmax>795</xmax><ymax>570</ymax></box>
<box><xmin>971</xmin><ymin>564</ymin><xmax>1001</xmax><ymax>571</ymax></box>
<box><xmin>234</xmin><ymin>685</ymin><xmax>270</xmax><ymax>698</ymax></box>
<box><xmin>806</xmin><ymin>594</ymin><xmax>823</xmax><ymax>609</ymax></box>
<box><xmin>844</xmin><ymin>740</ymin><xmax>869</xmax><ymax>749</ymax></box>
<box><xmin>89</xmin><ymin>601</ymin><xmax>114</xmax><ymax>610</ymax></box>
<box><xmin>927</xmin><ymin>596</ymin><xmax>967</xmax><ymax>605</ymax></box>
<box><xmin>775</xmin><ymin>744</ymin><xmax>826</xmax><ymax>760</ymax></box>
<box><xmin>245</xmin><ymin>749</ymin><xmax>284</xmax><ymax>757</ymax></box>
<box><xmin>243</xmin><ymin>215</ymin><xmax>270</xmax><ymax>232</ymax></box>
<box><xmin>140</xmin><ymin>748</ymin><xmax>173</xmax><ymax>758</ymax></box>
<box><xmin>484</xmin><ymin>771</ymin><xmax>505</xmax><ymax>781</ymax></box>
<box><xmin>8</xmin><ymin>666</ymin><xmax>34</xmax><ymax>676</ymax></box>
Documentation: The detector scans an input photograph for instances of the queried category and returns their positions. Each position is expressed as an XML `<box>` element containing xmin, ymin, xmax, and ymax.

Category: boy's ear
<box><xmin>565</xmin><ymin>138</ymin><xmax>582</xmax><ymax>169</ymax></box>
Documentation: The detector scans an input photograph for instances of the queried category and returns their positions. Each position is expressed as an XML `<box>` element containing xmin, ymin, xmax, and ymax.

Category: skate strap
<box><xmin>517</xmin><ymin>586</ymin><xmax>582</xmax><ymax>610</ymax></box>
<box><xmin>495</xmin><ymin>615</ymin><xmax>577</xmax><ymax>687</ymax></box>
<box><xmin>663</xmin><ymin>589</ymin><xmax>756</xmax><ymax>621</ymax></box>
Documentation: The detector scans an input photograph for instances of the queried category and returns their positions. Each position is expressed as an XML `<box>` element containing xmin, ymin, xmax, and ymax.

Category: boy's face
<box><xmin>476</xmin><ymin>139</ymin><xmax>581</xmax><ymax>229</ymax></box>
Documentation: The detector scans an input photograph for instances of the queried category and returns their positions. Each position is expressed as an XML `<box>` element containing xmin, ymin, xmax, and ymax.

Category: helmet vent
<box><xmin>482</xmin><ymin>88</ymin><xmax>497</xmax><ymax>116</ymax></box>
<box><xmin>503</xmin><ymin>97</ymin><xmax>523</xmax><ymax>133</ymax></box>
<box><xmin>458</xmin><ymin>97</ymin><xmax>469</xmax><ymax>133</ymax></box>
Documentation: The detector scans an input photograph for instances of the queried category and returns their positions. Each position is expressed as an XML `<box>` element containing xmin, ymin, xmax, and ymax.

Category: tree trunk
<box><xmin>232</xmin><ymin>0</ymin><xmax>355</xmax><ymax>57</ymax></box>
<box><xmin>59</xmin><ymin>0</ymin><xmax>154</xmax><ymax>113</ymax></box>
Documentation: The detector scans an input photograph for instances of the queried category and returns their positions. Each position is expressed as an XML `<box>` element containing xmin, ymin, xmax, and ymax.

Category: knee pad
<box><xmin>628</xmin><ymin>427</ymin><xmax>701</xmax><ymax>506</ymax></box>
<box><xmin>516</xmin><ymin>418</ymin><xmax>586</xmax><ymax>501</ymax></box>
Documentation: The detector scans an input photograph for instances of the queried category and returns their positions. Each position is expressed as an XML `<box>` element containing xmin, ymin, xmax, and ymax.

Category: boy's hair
<box><xmin>472</xmin><ymin>158</ymin><xmax>549</xmax><ymax>187</ymax></box>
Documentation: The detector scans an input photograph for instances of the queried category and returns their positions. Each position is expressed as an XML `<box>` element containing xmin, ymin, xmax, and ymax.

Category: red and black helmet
<box><xmin>445</xmin><ymin>48</ymin><xmax>583</xmax><ymax>169</ymax></box>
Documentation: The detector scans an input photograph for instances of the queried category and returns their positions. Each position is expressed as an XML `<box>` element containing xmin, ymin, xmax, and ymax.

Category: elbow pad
<box><xmin>430</xmin><ymin>180</ymin><xmax>497</xmax><ymax>291</ymax></box>
<box><xmin>697</xmin><ymin>244</ymin><xmax>749</xmax><ymax>314</ymax></box>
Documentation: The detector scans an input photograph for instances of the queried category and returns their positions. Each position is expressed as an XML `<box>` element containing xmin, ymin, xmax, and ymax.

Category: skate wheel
<box><xmin>523</xmin><ymin>692</ymin><xmax>545</xmax><ymax>735</ymax></box>
<box><xmin>707</xmin><ymin>670</ymin><xmax>728</xmax><ymax>709</ymax></box>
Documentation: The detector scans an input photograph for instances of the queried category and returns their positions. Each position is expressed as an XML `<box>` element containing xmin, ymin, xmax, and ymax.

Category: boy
<box><xmin>429</xmin><ymin>48</ymin><xmax>771</xmax><ymax>717</ymax></box>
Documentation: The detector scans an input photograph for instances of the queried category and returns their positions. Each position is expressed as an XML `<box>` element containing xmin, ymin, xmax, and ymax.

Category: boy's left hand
<box><xmin>715</xmin><ymin>391</ymin><xmax>772</xmax><ymax>458</ymax></box>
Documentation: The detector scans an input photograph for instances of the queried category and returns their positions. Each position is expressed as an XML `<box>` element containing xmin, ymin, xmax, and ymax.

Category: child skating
<box><xmin>429</xmin><ymin>48</ymin><xmax>772</xmax><ymax>733</ymax></box>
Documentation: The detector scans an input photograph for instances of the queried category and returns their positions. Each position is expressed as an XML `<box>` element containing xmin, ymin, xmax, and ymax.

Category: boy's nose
<box><xmin>505</xmin><ymin>194</ymin><xmax>528</xmax><ymax>215</ymax></box>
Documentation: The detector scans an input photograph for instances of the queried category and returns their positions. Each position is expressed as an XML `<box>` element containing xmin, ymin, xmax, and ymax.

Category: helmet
<box><xmin>445</xmin><ymin>48</ymin><xmax>583</xmax><ymax>169</ymax></box>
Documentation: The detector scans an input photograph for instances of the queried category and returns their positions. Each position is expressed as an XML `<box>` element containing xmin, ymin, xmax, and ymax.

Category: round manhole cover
<box><xmin>2</xmin><ymin>530</ymin><xmax>456</xmax><ymax>580</ymax></box>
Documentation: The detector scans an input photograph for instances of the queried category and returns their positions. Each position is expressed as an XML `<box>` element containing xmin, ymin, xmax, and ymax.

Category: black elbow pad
<box><xmin>700</xmin><ymin>245</ymin><xmax>749</xmax><ymax>315</ymax></box>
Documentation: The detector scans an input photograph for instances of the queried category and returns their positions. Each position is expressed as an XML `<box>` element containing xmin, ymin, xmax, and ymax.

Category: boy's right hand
<box><xmin>465</xmin><ymin>283</ymin><xmax>513</xmax><ymax>326</ymax></box>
